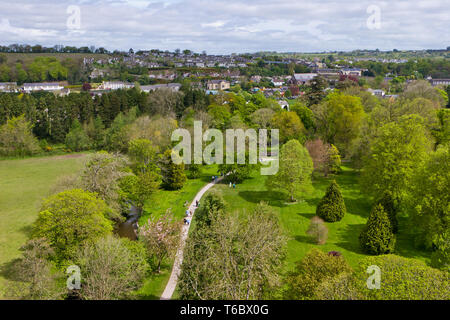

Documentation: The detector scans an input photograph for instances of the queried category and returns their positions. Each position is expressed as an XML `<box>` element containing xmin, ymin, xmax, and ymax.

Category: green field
<box><xmin>3</xmin><ymin>52</ymin><xmax>109</xmax><ymax>66</ymax></box>
<box><xmin>201</xmin><ymin>165</ymin><xmax>431</xmax><ymax>275</ymax></box>
<box><xmin>0</xmin><ymin>154</ymin><xmax>88</xmax><ymax>297</ymax></box>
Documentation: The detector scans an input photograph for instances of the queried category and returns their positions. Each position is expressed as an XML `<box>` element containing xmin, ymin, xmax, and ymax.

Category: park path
<box><xmin>160</xmin><ymin>176</ymin><xmax>224</xmax><ymax>300</ymax></box>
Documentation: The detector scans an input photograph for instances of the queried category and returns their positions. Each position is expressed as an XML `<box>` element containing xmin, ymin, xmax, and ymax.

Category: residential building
<box><xmin>291</xmin><ymin>73</ymin><xmax>318</xmax><ymax>85</ymax></box>
<box><xmin>250</xmin><ymin>75</ymin><xmax>262</xmax><ymax>83</ymax></box>
<box><xmin>99</xmin><ymin>81</ymin><xmax>134</xmax><ymax>90</ymax></box>
<box><xmin>278</xmin><ymin>100</ymin><xmax>290</xmax><ymax>111</ymax></box>
<box><xmin>340</xmin><ymin>68</ymin><xmax>362</xmax><ymax>77</ymax></box>
<box><xmin>206</xmin><ymin>80</ymin><xmax>230</xmax><ymax>91</ymax></box>
<box><xmin>429</xmin><ymin>78</ymin><xmax>450</xmax><ymax>86</ymax></box>
<box><xmin>271</xmin><ymin>77</ymin><xmax>285</xmax><ymax>87</ymax></box>
<box><xmin>0</xmin><ymin>82</ymin><xmax>18</xmax><ymax>92</ymax></box>
<box><xmin>368</xmin><ymin>88</ymin><xmax>385</xmax><ymax>97</ymax></box>
<box><xmin>22</xmin><ymin>82</ymin><xmax>64</xmax><ymax>92</ymax></box>
<box><xmin>140</xmin><ymin>83</ymin><xmax>182</xmax><ymax>93</ymax></box>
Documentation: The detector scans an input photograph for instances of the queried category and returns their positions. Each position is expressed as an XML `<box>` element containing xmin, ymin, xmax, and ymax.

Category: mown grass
<box><xmin>205</xmin><ymin>165</ymin><xmax>431</xmax><ymax>275</ymax></box>
<box><xmin>0</xmin><ymin>154</ymin><xmax>88</xmax><ymax>297</ymax></box>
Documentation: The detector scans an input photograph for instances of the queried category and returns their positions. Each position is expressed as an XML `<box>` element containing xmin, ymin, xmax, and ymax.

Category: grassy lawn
<box><xmin>204</xmin><ymin>165</ymin><xmax>431</xmax><ymax>275</ymax></box>
<box><xmin>0</xmin><ymin>154</ymin><xmax>88</xmax><ymax>297</ymax></box>
<box><xmin>134</xmin><ymin>165</ymin><xmax>219</xmax><ymax>300</ymax></box>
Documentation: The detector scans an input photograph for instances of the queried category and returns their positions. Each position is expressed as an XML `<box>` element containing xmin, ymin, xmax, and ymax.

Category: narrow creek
<box><xmin>117</xmin><ymin>205</ymin><xmax>139</xmax><ymax>240</ymax></box>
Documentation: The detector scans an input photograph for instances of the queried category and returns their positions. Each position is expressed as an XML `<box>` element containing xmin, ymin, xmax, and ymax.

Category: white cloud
<box><xmin>0</xmin><ymin>0</ymin><xmax>448</xmax><ymax>53</ymax></box>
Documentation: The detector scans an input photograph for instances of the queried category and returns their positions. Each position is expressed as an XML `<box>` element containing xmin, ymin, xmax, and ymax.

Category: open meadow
<box><xmin>0</xmin><ymin>154</ymin><xmax>88</xmax><ymax>297</ymax></box>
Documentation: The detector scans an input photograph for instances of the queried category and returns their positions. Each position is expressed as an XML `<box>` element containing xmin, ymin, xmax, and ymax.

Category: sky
<box><xmin>0</xmin><ymin>0</ymin><xmax>449</xmax><ymax>54</ymax></box>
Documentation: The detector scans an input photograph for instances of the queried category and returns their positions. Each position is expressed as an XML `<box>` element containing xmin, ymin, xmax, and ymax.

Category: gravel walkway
<box><xmin>160</xmin><ymin>176</ymin><xmax>224</xmax><ymax>300</ymax></box>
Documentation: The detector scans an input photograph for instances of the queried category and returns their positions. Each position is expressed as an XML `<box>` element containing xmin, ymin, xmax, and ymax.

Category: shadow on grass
<box><xmin>238</xmin><ymin>191</ymin><xmax>287</xmax><ymax>207</ymax></box>
<box><xmin>335</xmin><ymin>223</ymin><xmax>366</xmax><ymax>254</ymax></box>
<box><xmin>0</xmin><ymin>258</ymin><xmax>22</xmax><ymax>283</ymax></box>
<box><xmin>394</xmin><ymin>217</ymin><xmax>432</xmax><ymax>261</ymax></box>
<box><xmin>18</xmin><ymin>225</ymin><xmax>34</xmax><ymax>238</ymax></box>
<box><xmin>343</xmin><ymin>197</ymin><xmax>372</xmax><ymax>219</ymax></box>
<box><xmin>294</xmin><ymin>235</ymin><xmax>314</xmax><ymax>245</ymax></box>
<box><xmin>297</xmin><ymin>212</ymin><xmax>315</xmax><ymax>220</ymax></box>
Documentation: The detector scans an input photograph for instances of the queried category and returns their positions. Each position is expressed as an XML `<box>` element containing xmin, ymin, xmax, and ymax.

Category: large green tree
<box><xmin>266</xmin><ymin>139</ymin><xmax>313</xmax><ymax>202</ymax></box>
<box><xmin>32</xmin><ymin>189</ymin><xmax>113</xmax><ymax>262</ymax></box>
<box><xmin>408</xmin><ymin>145</ymin><xmax>450</xmax><ymax>252</ymax></box>
<box><xmin>361</xmin><ymin>114</ymin><xmax>434</xmax><ymax>204</ymax></box>
<box><xmin>313</xmin><ymin>92</ymin><xmax>365</xmax><ymax>157</ymax></box>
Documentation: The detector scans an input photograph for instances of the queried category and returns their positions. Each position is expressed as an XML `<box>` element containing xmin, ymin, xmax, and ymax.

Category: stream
<box><xmin>117</xmin><ymin>205</ymin><xmax>139</xmax><ymax>241</ymax></box>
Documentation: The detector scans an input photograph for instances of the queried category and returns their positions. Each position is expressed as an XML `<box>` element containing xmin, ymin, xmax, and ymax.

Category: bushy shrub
<box><xmin>359</xmin><ymin>204</ymin><xmax>396</xmax><ymax>255</ymax></box>
<box><xmin>314</xmin><ymin>255</ymin><xmax>450</xmax><ymax>300</ymax></box>
<box><xmin>187</xmin><ymin>163</ymin><xmax>202</xmax><ymax>179</ymax></box>
<box><xmin>316</xmin><ymin>180</ymin><xmax>346</xmax><ymax>222</ymax></box>
<box><xmin>306</xmin><ymin>216</ymin><xmax>328</xmax><ymax>245</ymax></box>
<box><xmin>284</xmin><ymin>248</ymin><xmax>352</xmax><ymax>299</ymax></box>
<box><xmin>314</xmin><ymin>272</ymin><xmax>363</xmax><ymax>300</ymax></box>
<box><xmin>356</xmin><ymin>255</ymin><xmax>450</xmax><ymax>300</ymax></box>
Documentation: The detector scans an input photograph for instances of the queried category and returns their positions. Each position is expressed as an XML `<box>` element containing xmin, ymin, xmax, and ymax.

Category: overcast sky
<box><xmin>0</xmin><ymin>0</ymin><xmax>448</xmax><ymax>54</ymax></box>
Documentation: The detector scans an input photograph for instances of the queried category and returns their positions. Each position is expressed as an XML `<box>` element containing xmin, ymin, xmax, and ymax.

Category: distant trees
<box><xmin>316</xmin><ymin>180</ymin><xmax>346</xmax><ymax>222</ymax></box>
<box><xmin>65</xmin><ymin>119</ymin><xmax>91</xmax><ymax>151</ymax></box>
<box><xmin>250</xmin><ymin>108</ymin><xmax>275</xmax><ymax>129</ymax></box>
<box><xmin>305</xmin><ymin>139</ymin><xmax>341</xmax><ymax>176</ymax></box>
<box><xmin>194</xmin><ymin>191</ymin><xmax>226</xmax><ymax>227</ymax></box>
<box><xmin>0</xmin><ymin>115</ymin><xmax>40</xmax><ymax>157</ymax></box>
<box><xmin>271</xmin><ymin>111</ymin><xmax>305</xmax><ymax>144</ymax></box>
<box><xmin>306</xmin><ymin>76</ymin><xmax>327</xmax><ymax>106</ymax></box>
<box><xmin>266</xmin><ymin>139</ymin><xmax>313</xmax><ymax>202</ymax></box>
<box><xmin>290</xmin><ymin>102</ymin><xmax>316</xmax><ymax>132</ymax></box>
<box><xmin>375</xmin><ymin>192</ymin><xmax>398</xmax><ymax>234</ymax></box>
<box><xmin>359</xmin><ymin>204</ymin><xmax>396</xmax><ymax>255</ymax></box>
<box><xmin>159</xmin><ymin>149</ymin><xmax>187</xmax><ymax>190</ymax></box>
<box><xmin>313</xmin><ymin>92</ymin><xmax>365</xmax><ymax>157</ymax></box>
<box><xmin>128</xmin><ymin>138</ymin><xmax>158</xmax><ymax>173</ymax></box>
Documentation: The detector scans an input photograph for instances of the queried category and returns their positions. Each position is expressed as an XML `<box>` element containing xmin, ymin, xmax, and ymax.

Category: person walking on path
<box><xmin>161</xmin><ymin>174</ymin><xmax>225</xmax><ymax>300</ymax></box>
